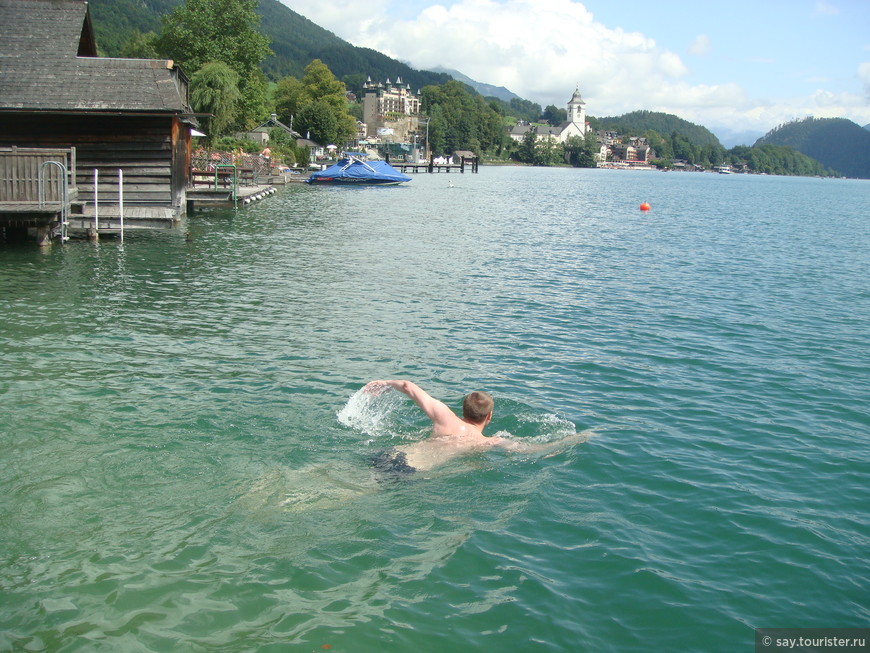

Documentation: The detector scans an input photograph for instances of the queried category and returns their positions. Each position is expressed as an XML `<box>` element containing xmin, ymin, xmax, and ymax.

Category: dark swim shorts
<box><xmin>369</xmin><ymin>450</ymin><xmax>417</xmax><ymax>474</ymax></box>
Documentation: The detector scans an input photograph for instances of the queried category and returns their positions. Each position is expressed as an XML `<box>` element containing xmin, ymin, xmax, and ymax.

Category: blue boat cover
<box><xmin>307</xmin><ymin>158</ymin><xmax>411</xmax><ymax>184</ymax></box>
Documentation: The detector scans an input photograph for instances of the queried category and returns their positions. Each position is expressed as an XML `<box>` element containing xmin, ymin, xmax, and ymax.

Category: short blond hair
<box><xmin>462</xmin><ymin>391</ymin><xmax>493</xmax><ymax>423</ymax></box>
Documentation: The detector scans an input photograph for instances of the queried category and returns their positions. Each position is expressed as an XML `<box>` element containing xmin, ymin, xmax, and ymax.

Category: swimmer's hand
<box><xmin>363</xmin><ymin>381</ymin><xmax>391</xmax><ymax>396</ymax></box>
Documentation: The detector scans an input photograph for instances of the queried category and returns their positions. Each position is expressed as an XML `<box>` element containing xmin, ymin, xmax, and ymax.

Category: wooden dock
<box><xmin>67</xmin><ymin>204</ymin><xmax>178</xmax><ymax>235</ymax></box>
<box><xmin>393</xmin><ymin>156</ymin><xmax>479</xmax><ymax>174</ymax></box>
<box><xmin>186</xmin><ymin>183</ymin><xmax>277</xmax><ymax>210</ymax></box>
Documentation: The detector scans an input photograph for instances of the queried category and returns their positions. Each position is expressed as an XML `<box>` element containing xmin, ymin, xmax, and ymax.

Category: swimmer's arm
<box><xmin>364</xmin><ymin>380</ymin><xmax>457</xmax><ymax>429</ymax></box>
<box><xmin>488</xmin><ymin>430</ymin><xmax>592</xmax><ymax>454</ymax></box>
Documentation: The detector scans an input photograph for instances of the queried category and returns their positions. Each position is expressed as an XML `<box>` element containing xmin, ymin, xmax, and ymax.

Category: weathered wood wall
<box><xmin>0</xmin><ymin>114</ymin><xmax>185</xmax><ymax>210</ymax></box>
<box><xmin>0</xmin><ymin>146</ymin><xmax>76</xmax><ymax>202</ymax></box>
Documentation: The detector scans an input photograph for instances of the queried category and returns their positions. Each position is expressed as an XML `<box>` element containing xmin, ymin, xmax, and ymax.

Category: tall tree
<box><xmin>155</xmin><ymin>0</ymin><xmax>271</xmax><ymax>129</ymax></box>
<box><xmin>275</xmin><ymin>60</ymin><xmax>356</xmax><ymax>145</ymax></box>
<box><xmin>542</xmin><ymin>105</ymin><xmax>567</xmax><ymax>124</ymax></box>
<box><xmin>564</xmin><ymin>132</ymin><xmax>597</xmax><ymax>168</ymax></box>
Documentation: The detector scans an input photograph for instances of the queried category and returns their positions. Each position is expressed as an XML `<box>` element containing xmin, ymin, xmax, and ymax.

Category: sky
<box><xmin>277</xmin><ymin>0</ymin><xmax>870</xmax><ymax>146</ymax></box>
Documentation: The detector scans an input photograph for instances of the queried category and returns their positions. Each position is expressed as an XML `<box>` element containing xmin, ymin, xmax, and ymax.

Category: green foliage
<box><xmin>118</xmin><ymin>30</ymin><xmax>160</xmax><ymax>58</ymax></box>
<box><xmin>756</xmin><ymin>117</ymin><xmax>870</xmax><ymax>178</ymax></box>
<box><xmin>641</xmin><ymin>130</ymin><xmax>834</xmax><ymax>177</ymax></box>
<box><xmin>87</xmin><ymin>0</ymin><xmax>181</xmax><ymax>56</ymax></box>
<box><xmin>296</xmin><ymin>100</ymin><xmax>343</xmax><ymax>146</ymax></box>
<box><xmin>275</xmin><ymin>60</ymin><xmax>356</xmax><ymax>146</ymax></box>
<box><xmin>235</xmin><ymin>70</ymin><xmax>271</xmax><ymax>132</ymax></box>
<box><xmin>510</xmin><ymin>97</ymin><xmax>544</xmax><ymax>122</ymax></box>
<box><xmin>154</xmin><ymin>0</ymin><xmax>271</xmax><ymax>129</ymax></box>
<box><xmin>597</xmin><ymin>110</ymin><xmax>721</xmax><ymax>147</ymax></box>
<box><xmin>744</xmin><ymin>144</ymin><xmax>834</xmax><ymax>177</ymax></box>
<box><xmin>542</xmin><ymin>105</ymin><xmax>567</xmax><ymax>125</ymax></box>
<box><xmin>189</xmin><ymin>62</ymin><xmax>241</xmax><ymax>141</ymax></box>
<box><xmin>420</xmin><ymin>81</ymin><xmax>506</xmax><ymax>156</ymax></box>
<box><xmin>511</xmin><ymin>130</ymin><xmax>596</xmax><ymax>168</ymax></box>
<box><xmin>155</xmin><ymin>0</ymin><xmax>271</xmax><ymax>76</ymax></box>
<box><xmin>563</xmin><ymin>132</ymin><xmax>598</xmax><ymax>168</ymax></box>
<box><xmin>211</xmin><ymin>136</ymin><xmax>261</xmax><ymax>153</ymax></box>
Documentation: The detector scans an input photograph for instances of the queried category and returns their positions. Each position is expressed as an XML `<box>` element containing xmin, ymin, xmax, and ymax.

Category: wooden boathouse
<box><xmin>0</xmin><ymin>0</ymin><xmax>198</xmax><ymax>243</ymax></box>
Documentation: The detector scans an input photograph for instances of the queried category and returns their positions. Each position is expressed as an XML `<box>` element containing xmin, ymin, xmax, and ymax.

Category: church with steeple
<box><xmin>508</xmin><ymin>84</ymin><xmax>588</xmax><ymax>144</ymax></box>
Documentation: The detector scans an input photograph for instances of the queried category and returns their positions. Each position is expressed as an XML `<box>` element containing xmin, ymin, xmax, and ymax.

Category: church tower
<box><xmin>567</xmin><ymin>85</ymin><xmax>587</xmax><ymax>135</ymax></box>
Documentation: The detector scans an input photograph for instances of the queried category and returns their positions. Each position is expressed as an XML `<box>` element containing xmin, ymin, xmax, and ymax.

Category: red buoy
<box><xmin>640</xmin><ymin>202</ymin><xmax>651</xmax><ymax>211</ymax></box>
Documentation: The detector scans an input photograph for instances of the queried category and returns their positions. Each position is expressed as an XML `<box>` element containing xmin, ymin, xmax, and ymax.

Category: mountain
<box><xmin>713</xmin><ymin>126</ymin><xmax>766</xmax><ymax>149</ymax></box>
<box><xmin>755</xmin><ymin>117</ymin><xmax>870</xmax><ymax>178</ymax></box>
<box><xmin>432</xmin><ymin>68</ymin><xmax>520</xmax><ymax>103</ymax></box>
<box><xmin>593</xmin><ymin>110</ymin><xmax>722</xmax><ymax>147</ymax></box>
<box><xmin>87</xmin><ymin>0</ymin><xmax>178</xmax><ymax>54</ymax></box>
<box><xmin>87</xmin><ymin>0</ymin><xmax>451</xmax><ymax>91</ymax></box>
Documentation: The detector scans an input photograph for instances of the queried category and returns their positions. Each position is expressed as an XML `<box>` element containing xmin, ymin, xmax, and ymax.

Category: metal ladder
<box><xmin>38</xmin><ymin>160</ymin><xmax>69</xmax><ymax>242</ymax></box>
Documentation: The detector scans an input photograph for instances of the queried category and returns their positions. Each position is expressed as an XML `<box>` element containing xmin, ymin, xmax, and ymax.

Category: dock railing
<box><xmin>0</xmin><ymin>146</ymin><xmax>77</xmax><ymax>204</ymax></box>
<box><xmin>190</xmin><ymin>151</ymin><xmax>270</xmax><ymax>187</ymax></box>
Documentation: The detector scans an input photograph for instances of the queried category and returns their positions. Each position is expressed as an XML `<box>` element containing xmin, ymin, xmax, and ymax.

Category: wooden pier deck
<box><xmin>186</xmin><ymin>183</ymin><xmax>277</xmax><ymax>210</ymax></box>
<box><xmin>67</xmin><ymin>204</ymin><xmax>178</xmax><ymax>234</ymax></box>
<box><xmin>393</xmin><ymin>158</ymin><xmax>479</xmax><ymax>174</ymax></box>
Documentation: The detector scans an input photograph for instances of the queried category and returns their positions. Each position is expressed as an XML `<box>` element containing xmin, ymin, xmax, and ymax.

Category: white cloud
<box><xmin>279</xmin><ymin>0</ymin><xmax>870</xmax><ymax>135</ymax></box>
<box><xmin>688</xmin><ymin>34</ymin><xmax>711</xmax><ymax>57</ymax></box>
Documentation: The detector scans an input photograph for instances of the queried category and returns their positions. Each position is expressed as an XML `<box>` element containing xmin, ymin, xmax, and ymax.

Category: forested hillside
<box><xmin>87</xmin><ymin>0</ymin><xmax>450</xmax><ymax>92</ymax></box>
<box><xmin>87</xmin><ymin>0</ymin><xmax>178</xmax><ymax>54</ymax></box>
<box><xmin>592</xmin><ymin>110</ymin><xmax>722</xmax><ymax>147</ymax></box>
<box><xmin>755</xmin><ymin>117</ymin><xmax>870</xmax><ymax>179</ymax></box>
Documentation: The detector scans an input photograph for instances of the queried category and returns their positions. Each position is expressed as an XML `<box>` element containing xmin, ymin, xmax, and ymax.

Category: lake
<box><xmin>1</xmin><ymin>166</ymin><xmax>868</xmax><ymax>651</ymax></box>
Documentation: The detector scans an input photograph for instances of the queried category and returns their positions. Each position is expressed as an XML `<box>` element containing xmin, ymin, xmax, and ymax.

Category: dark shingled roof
<box><xmin>0</xmin><ymin>0</ymin><xmax>191</xmax><ymax>114</ymax></box>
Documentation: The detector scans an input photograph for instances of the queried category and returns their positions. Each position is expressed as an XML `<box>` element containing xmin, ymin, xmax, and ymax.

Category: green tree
<box><xmin>296</xmin><ymin>100</ymin><xmax>341</xmax><ymax>145</ymax></box>
<box><xmin>274</xmin><ymin>76</ymin><xmax>306</xmax><ymax>122</ymax></box>
<box><xmin>670</xmin><ymin>131</ymin><xmax>697</xmax><ymax>163</ymax></box>
<box><xmin>564</xmin><ymin>132</ymin><xmax>598</xmax><ymax>168</ymax></box>
<box><xmin>236</xmin><ymin>69</ymin><xmax>271</xmax><ymax>132</ymax></box>
<box><xmin>420</xmin><ymin>80</ymin><xmax>505</xmax><ymax>156</ymax></box>
<box><xmin>275</xmin><ymin>60</ymin><xmax>355</xmax><ymax>145</ymax></box>
<box><xmin>534</xmin><ymin>137</ymin><xmax>562</xmax><ymax>166</ymax></box>
<box><xmin>119</xmin><ymin>30</ymin><xmax>159</xmax><ymax>58</ymax></box>
<box><xmin>155</xmin><ymin>0</ymin><xmax>271</xmax><ymax>128</ymax></box>
<box><xmin>189</xmin><ymin>62</ymin><xmax>241</xmax><ymax>142</ymax></box>
<box><xmin>516</xmin><ymin>129</ymin><xmax>538</xmax><ymax>164</ymax></box>
<box><xmin>542</xmin><ymin>105</ymin><xmax>567</xmax><ymax>124</ymax></box>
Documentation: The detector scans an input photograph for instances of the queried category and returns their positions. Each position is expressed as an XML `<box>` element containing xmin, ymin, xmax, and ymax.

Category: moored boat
<box><xmin>307</xmin><ymin>156</ymin><xmax>412</xmax><ymax>185</ymax></box>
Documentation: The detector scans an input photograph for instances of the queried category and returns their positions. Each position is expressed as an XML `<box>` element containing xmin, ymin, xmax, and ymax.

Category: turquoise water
<box><xmin>1</xmin><ymin>167</ymin><xmax>868</xmax><ymax>651</ymax></box>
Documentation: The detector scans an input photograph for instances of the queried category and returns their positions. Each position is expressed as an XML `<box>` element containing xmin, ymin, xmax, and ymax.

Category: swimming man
<box><xmin>364</xmin><ymin>379</ymin><xmax>587</xmax><ymax>473</ymax></box>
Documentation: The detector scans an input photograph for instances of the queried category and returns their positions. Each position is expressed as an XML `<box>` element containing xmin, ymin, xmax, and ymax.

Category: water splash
<box><xmin>336</xmin><ymin>387</ymin><xmax>410</xmax><ymax>439</ymax></box>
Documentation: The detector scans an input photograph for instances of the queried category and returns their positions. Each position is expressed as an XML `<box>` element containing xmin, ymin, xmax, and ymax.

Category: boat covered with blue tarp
<box><xmin>307</xmin><ymin>156</ymin><xmax>411</xmax><ymax>185</ymax></box>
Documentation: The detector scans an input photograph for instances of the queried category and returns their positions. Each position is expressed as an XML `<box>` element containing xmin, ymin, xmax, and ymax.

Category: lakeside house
<box><xmin>0</xmin><ymin>0</ymin><xmax>198</xmax><ymax>239</ymax></box>
<box><xmin>237</xmin><ymin>113</ymin><xmax>300</xmax><ymax>147</ymax></box>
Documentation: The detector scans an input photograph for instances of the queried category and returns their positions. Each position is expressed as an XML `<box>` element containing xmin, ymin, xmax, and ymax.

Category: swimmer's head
<box><xmin>462</xmin><ymin>391</ymin><xmax>494</xmax><ymax>424</ymax></box>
